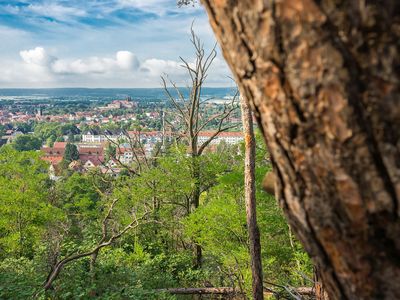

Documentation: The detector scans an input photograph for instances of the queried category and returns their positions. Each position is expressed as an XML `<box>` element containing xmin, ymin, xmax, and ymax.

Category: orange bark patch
<box><xmin>335</xmin><ymin>170</ymin><xmax>367</xmax><ymax>226</ymax></box>
<box><xmin>279</xmin><ymin>0</ymin><xmax>326</xmax><ymax>23</ymax></box>
<box><xmin>245</xmin><ymin>133</ymin><xmax>252</xmax><ymax>146</ymax></box>
<box><xmin>318</xmin><ymin>87</ymin><xmax>353</xmax><ymax>142</ymax></box>
<box><xmin>213</xmin><ymin>0</ymin><xmax>227</xmax><ymax>8</ymax></box>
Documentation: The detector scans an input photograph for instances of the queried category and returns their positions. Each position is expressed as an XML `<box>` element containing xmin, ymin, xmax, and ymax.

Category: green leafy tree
<box><xmin>34</xmin><ymin>122</ymin><xmax>60</xmax><ymax>141</ymax></box>
<box><xmin>184</xmin><ymin>136</ymin><xmax>312</xmax><ymax>294</ymax></box>
<box><xmin>60</xmin><ymin>124</ymin><xmax>80</xmax><ymax>135</ymax></box>
<box><xmin>105</xmin><ymin>143</ymin><xmax>117</xmax><ymax>160</ymax></box>
<box><xmin>0</xmin><ymin>146</ymin><xmax>60</xmax><ymax>258</ymax></box>
<box><xmin>15</xmin><ymin>122</ymin><xmax>34</xmax><ymax>134</ymax></box>
<box><xmin>46</xmin><ymin>135</ymin><xmax>56</xmax><ymax>147</ymax></box>
<box><xmin>12</xmin><ymin>134</ymin><xmax>42</xmax><ymax>151</ymax></box>
<box><xmin>63</xmin><ymin>143</ymin><xmax>79</xmax><ymax>163</ymax></box>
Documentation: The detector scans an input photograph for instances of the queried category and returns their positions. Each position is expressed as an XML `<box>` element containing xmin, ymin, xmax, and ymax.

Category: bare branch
<box><xmin>161</xmin><ymin>76</ymin><xmax>188</xmax><ymax>122</ymax></box>
<box><xmin>44</xmin><ymin>209</ymin><xmax>151</xmax><ymax>290</ymax></box>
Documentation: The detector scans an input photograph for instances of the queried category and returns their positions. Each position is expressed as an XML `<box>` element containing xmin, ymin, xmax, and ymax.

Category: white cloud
<box><xmin>51</xmin><ymin>51</ymin><xmax>139</xmax><ymax>74</ymax></box>
<box><xmin>18</xmin><ymin>47</ymin><xmax>140</xmax><ymax>76</ymax></box>
<box><xmin>141</xmin><ymin>58</ymin><xmax>184</xmax><ymax>76</ymax></box>
<box><xmin>116</xmin><ymin>51</ymin><xmax>139</xmax><ymax>70</ymax></box>
<box><xmin>20</xmin><ymin>47</ymin><xmax>54</xmax><ymax>66</ymax></box>
<box><xmin>0</xmin><ymin>45</ymin><xmax>230</xmax><ymax>88</ymax></box>
<box><xmin>52</xmin><ymin>57</ymin><xmax>112</xmax><ymax>74</ymax></box>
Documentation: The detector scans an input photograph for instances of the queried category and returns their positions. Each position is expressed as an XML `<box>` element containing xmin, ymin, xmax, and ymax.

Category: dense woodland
<box><xmin>0</xmin><ymin>135</ymin><xmax>312</xmax><ymax>299</ymax></box>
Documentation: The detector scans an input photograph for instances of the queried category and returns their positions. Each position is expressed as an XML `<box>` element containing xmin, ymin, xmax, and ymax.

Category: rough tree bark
<box><xmin>201</xmin><ymin>1</ymin><xmax>400</xmax><ymax>299</ymax></box>
<box><xmin>241</xmin><ymin>96</ymin><xmax>264</xmax><ymax>300</ymax></box>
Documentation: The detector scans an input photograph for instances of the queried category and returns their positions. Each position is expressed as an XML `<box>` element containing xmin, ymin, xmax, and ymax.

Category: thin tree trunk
<box><xmin>191</xmin><ymin>153</ymin><xmax>203</xmax><ymax>268</ymax></box>
<box><xmin>240</xmin><ymin>96</ymin><xmax>264</xmax><ymax>300</ymax></box>
<box><xmin>201</xmin><ymin>1</ymin><xmax>400</xmax><ymax>299</ymax></box>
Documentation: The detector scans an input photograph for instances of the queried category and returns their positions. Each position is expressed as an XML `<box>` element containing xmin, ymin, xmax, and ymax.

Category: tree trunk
<box><xmin>201</xmin><ymin>1</ymin><xmax>400</xmax><ymax>299</ymax></box>
<box><xmin>191</xmin><ymin>152</ymin><xmax>203</xmax><ymax>268</ymax></box>
<box><xmin>241</xmin><ymin>96</ymin><xmax>264</xmax><ymax>300</ymax></box>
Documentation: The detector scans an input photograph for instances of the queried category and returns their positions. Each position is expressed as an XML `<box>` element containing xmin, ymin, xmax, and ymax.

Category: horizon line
<box><xmin>0</xmin><ymin>86</ymin><xmax>234</xmax><ymax>90</ymax></box>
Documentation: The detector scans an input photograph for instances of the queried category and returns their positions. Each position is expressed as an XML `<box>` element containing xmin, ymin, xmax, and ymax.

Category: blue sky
<box><xmin>0</xmin><ymin>0</ymin><xmax>231</xmax><ymax>87</ymax></box>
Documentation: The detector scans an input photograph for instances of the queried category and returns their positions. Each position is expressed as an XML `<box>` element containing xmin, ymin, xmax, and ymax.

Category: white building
<box><xmin>198</xmin><ymin>131</ymin><xmax>243</xmax><ymax>145</ymax></box>
<box><xmin>81</xmin><ymin>130</ymin><xmax>127</xmax><ymax>143</ymax></box>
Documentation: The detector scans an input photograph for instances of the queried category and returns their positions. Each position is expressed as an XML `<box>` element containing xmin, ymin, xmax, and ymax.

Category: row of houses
<box><xmin>41</xmin><ymin>141</ymin><xmax>145</xmax><ymax>168</ymax></box>
<box><xmin>41</xmin><ymin>142</ymin><xmax>123</xmax><ymax>179</ymax></box>
<box><xmin>82</xmin><ymin>130</ymin><xmax>243</xmax><ymax>146</ymax></box>
<box><xmin>40</xmin><ymin>130</ymin><xmax>244</xmax><ymax>178</ymax></box>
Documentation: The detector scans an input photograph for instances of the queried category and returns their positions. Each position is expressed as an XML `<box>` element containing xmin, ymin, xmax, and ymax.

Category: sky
<box><xmin>0</xmin><ymin>0</ymin><xmax>232</xmax><ymax>88</ymax></box>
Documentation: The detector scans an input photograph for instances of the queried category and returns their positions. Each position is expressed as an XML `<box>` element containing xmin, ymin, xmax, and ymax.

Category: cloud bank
<box><xmin>0</xmin><ymin>46</ymin><xmax>230</xmax><ymax>88</ymax></box>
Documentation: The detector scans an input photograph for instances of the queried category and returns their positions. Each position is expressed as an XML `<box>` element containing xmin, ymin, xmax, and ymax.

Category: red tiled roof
<box><xmin>41</xmin><ymin>147</ymin><xmax>65</xmax><ymax>155</ymax></box>
<box><xmin>80</xmin><ymin>155</ymin><xmax>104</xmax><ymax>164</ymax></box>
<box><xmin>42</xmin><ymin>156</ymin><xmax>63</xmax><ymax>165</ymax></box>
<box><xmin>53</xmin><ymin>142</ymin><xmax>67</xmax><ymax>149</ymax></box>
<box><xmin>83</xmin><ymin>158</ymin><xmax>104</xmax><ymax>166</ymax></box>
<box><xmin>78</xmin><ymin>147</ymin><xmax>104</xmax><ymax>155</ymax></box>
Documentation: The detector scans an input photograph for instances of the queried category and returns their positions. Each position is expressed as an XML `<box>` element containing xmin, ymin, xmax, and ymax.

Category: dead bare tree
<box><xmin>177</xmin><ymin>0</ymin><xmax>196</xmax><ymax>7</ymax></box>
<box><xmin>43</xmin><ymin>199</ymin><xmax>151</xmax><ymax>290</ymax></box>
<box><xmin>161</xmin><ymin>25</ymin><xmax>238</xmax><ymax>267</ymax></box>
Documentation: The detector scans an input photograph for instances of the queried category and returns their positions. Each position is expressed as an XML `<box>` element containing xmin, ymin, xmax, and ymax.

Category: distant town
<box><xmin>0</xmin><ymin>96</ymin><xmax>244</xmax><ymax>177</ymax></box>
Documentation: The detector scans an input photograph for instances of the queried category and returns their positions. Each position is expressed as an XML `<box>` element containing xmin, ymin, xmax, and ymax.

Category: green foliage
<box><xmin>15</xmin><ymin>122</ymin><xmax>34</xmax><ymax>134</ymax></box>
<box><xmin>184</xmin><ymin>137</ymin><xmax>313</xmax><ymax>291</ymax></box>
<box><xmin>12</xmin><ymin>134</ymin><xmax>42</xmax><ymax>151</ymax></box>
<box><xmin>0</xmin><ymin>135</ymin><xmax>312</xmax><ymax>298</ymax></box>
<box><xmin>63</xmin><ymin>143</ymin><xmax>80</xmax><ymax>163</ymax></box>
<box><xmin>46</xmin><ymin>135</ymin><xmax>56</xmax><ymax>147</ymax></box>
<box><xmin>0</xmin><ymin>257</ymin><xmax>44</xmax><ymax>299</ymax></box>
<box><xmin>105</xmin><ymin>143</ymin><xmax>116</xmax><ymax>160</ymax></box>
<box><xmin>0</xmin><ymin>146</ymin><xmax>61</xmax><ymax>258</ymax></box>
<box><xmin>34</xmin><ymin>122</ymin><xmax>79</xmax><ymax>143</ymax></box>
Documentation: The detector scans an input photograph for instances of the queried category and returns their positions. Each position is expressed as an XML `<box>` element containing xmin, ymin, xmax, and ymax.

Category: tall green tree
<box><xmin>63</xmin><ymin>143</ymin><xmax>79</xmax><ymax>163</ymax></box>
